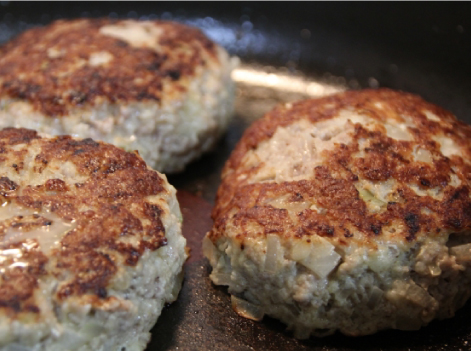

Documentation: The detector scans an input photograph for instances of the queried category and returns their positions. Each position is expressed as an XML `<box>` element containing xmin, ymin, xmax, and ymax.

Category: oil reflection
<box><xmin>232</xmin><ymin>64</ymin><xmax>347</xmax><ymax>123</ymax></box>
<box><xmin>232</xmin><ymin>65</ymin><xmax>345</xmax><ymax>97</ymax></box>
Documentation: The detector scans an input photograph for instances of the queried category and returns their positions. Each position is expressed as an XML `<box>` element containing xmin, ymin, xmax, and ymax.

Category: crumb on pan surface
<box><xmin>204</xmin><ymin>88</ymin><xmax>471</xmax><ymax>338</ymax></box>
<box><xmin>0</xmin><ymin>127</ymin><xmax>187</xmax><ymax>350</ymax></box>
<box><xmin>0</xmin><ymin>18</ymin><xmax>237</xmax><ymax>173</ymax></box>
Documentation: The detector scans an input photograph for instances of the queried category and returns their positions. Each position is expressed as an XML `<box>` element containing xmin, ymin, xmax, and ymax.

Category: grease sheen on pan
<box><xmin>0</xmin><ymin>18</ymin><xmax>237</xmax><ymax>173</ymax></box>
<box><xmin>0</xmin><ymin>128</ymin><xmax>187</xmax><ymax>350</ymax></box>
<box><xmin>204</xmin><ymin>89</ymin><xmax>471</xmax><ymax>338</ymax></box>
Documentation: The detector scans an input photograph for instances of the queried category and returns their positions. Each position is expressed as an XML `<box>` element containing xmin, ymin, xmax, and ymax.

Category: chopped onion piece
<box><xmin>301</xmin><ymin>251</ymin><xmax>341</xmax><ymax>279</ymax></box>
<box><xmin>407</xmin><ymin>283</ymin><xmax>431</xmax><ymax>307</ymax></box>
<box><xmin>358</xmin><ymin>188</ymin><xmax>386</xmax><ymax>211</ymax></box>
<box><xmin>388</xmin><ymin>280</ymin><xmax>434</xmax><ymax>308</ymax></box>
<box><xmin>428</xmin><ymin>265</ymin><xmax>441</xmax><ymax>276</ymax></box>
<box><xmin>414</xmin><ymin>147</ymin><xmax>433</xmax><ymax>164</ymax></box>
<box><xmin>264</xmin><ymin>234</ymin><xmax>281</xmax><ymax>273</ymax></box>
<box><xmin>210</xmin><ymin>272</ymin><xmax>232</xmax><ymax>286</ymax></box>
<box><xmin>385</xmin><ymin>123</ymin><xmax>412</xmax><ymax>141</ymax></box>
<box><xmin>300</xmin><ymin>237</ymin><xmax>341</xmax><ymax>278</ymax></box>
<box><xmin>367</xmin><ymin>286</ymin><xmax>384</xmax><ymax>308</ymax></box>
<box><xmin>202</xmin><ymin>236</ymin><xmax>217</xmax><ymax>266</ymax></box>
<box><xmin>450</xmin><ymin>243</ymin><xmax>471</xmax><ymax>262</ymax></box>
<box><xmin>231</xmin><ymin>295</ymin><xmax>264</xmax><ymax>321</ymax></box>
<box><xmin>290</xmin><ymin>240</ymin><xmax>312</xmax><ymax>261</ymax></box>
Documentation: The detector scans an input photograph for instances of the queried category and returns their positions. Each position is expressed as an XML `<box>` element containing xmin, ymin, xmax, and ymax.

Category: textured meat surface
<box><xmin>0</xmin><ymin>19</ymin><xmax>237</xmax><ymax>173</ymax></box>
<box><xmin>0</xmin><ymin>18</ymin><xmax>216</xmax><ymax>115</ymax></box>
<box><xmin>0</xmin><ymin>127</ymin><xmax>187</xmax><ymax>350</ymax></box>
<box><xmin>205</xmin><ymin>89</ymin><xmax>471</xmax><ymax>337</ymax></box>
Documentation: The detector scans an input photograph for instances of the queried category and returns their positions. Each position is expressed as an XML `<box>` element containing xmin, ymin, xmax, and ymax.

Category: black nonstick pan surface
<box><xmin>1</xmin><ymin>2</ymin><xmax>471</xmax><ymax>350</ymax></box>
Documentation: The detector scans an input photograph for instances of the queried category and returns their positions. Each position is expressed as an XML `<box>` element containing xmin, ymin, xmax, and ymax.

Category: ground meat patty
<box><xmin>0</xmin><ymin>18</ymin><xmax>237</xmax><ymax>173</ymax></box>
<box><xmin>0</xmin><ymin>127</ymin><xmax>187</xmax><ymax>350</ymax></box>
<box><xmin>204</xmin><ymin>89</ymin><xmax>471</xmax><ymax>338</ymax></box>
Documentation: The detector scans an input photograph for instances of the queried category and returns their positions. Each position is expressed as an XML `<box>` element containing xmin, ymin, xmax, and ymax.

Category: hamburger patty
<box><xmin>0</xmin><ymin>18</ymin><xmax>237</xmax><ymax>173</ymax></box>
<box><xmin>0</xmin><ymin>128</ymin><xmax>187</xmax><ymax>350</ymax></box>
<box><xmin>204</xmin><ymin>89</ymin><xmax>471</xmax><ymax>337</ymax></box>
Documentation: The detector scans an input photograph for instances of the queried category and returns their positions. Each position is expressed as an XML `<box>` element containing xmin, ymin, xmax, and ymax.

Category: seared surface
<box><xmin>0</xmin><ymin>18</ymin><xmax>216</xmax><ymax>116</ymax></box>
<box><xmin>0</xmin><ymin>127</ymin><xmax>167</xmax><ymax>315</ymax></box>
<box><xmin>205</xmin><ymin>89</ymin><xmax>471</xmax><ymax>337</ymax></box>
<box><xmin>0</xmin><ymin>128</ymin><xmax>186</xmax><ymax>350</ymax></box>
<box><xmin>212</xmin><ymin>89</ymin><xmax>471</xmax><ymax>245</ymax></box>
<box><xmin>154</xmin><ymin>192</ymin><xmax>471</xmax><ymax>351</ymax></box>
<box><xmin>0</xmin><ymin>18</ymin><xmax>236</xmax><ymax>173</ymax></box>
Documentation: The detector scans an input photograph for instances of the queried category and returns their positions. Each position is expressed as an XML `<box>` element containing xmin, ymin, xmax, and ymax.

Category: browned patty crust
<box><xmin>210</xmin><ymin>89</ymin><xmax>471</xmax><ymax>246</ymax></box>
<box><xmin>0</xmin><ymin>127</ymin><xmax>170</xmax><ymax>318</ymax></box>
<box><xmin>204</xmin><ymin>88</ymin><xmax>471</xmax><ymax>337</ymax></box>
<box><xmin>0</xmin><ymin>18</ymin><xmax>217</xmax><ymax>116</ymax></box>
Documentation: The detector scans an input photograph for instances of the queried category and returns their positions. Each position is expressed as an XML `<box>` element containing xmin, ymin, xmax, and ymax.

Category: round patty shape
<box><xmin>0</xmin><ymin>128</ymin><xmax>187</xmax><ymax>350</ymax></box>
<box><xmin>204</xmin><ymin>89</ymin><xmax>471</xmax><ymax>338</ymax></box>
<box><xmin>0</xmin><ymin>18</ymin><xmax>236</xmax><ymax>173</ymax></box>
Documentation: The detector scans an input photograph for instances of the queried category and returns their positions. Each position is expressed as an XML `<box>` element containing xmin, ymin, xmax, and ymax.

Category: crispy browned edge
<box><xmin>0</xmin><ymin>128</ymin><xmax>171</xmax><ymax>318</ymax></box>
<box><xmin>0</xmin><ymin>18</ymin><xmax>217</xmax><ymax>116</ymax></box>
<box><xmin>209</xmin><ymin>89</ymin><xmax>471</xmax><ymax>249</ymax></box>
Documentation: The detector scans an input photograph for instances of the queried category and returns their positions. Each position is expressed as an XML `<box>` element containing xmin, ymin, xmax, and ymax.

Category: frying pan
<box><xmin>1</xmin><ymin>2</ymin><xmax>471</xmax><ymax>350</ymax></box>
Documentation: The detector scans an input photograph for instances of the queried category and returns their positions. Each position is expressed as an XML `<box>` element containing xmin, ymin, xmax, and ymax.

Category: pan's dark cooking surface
<box><xmin>1</xmin><ymin>2</ymin><xmax>471</xmax><ymax>350</ymax></box>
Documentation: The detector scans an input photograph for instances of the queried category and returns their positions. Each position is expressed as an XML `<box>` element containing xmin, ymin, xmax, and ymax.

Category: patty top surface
<box><xmin>0</xmin><ymin>18</ymin><xmax>219</xmax><ymax>116</ymax></box>
<box><xmin>0</xmin><ymin>127</ymin><xmax>175</xmax><ymax>320</ymax></box>
<box><xmin>209</xmin><ymin>89</ymin><xmax>471</xmax><ymax>249</ymax></box>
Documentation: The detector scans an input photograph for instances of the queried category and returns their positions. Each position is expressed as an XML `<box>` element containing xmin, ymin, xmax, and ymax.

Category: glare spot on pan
<box><xmin>232</xmin><ymin>64</ymin><xmax>347</xmax><ymax>123</ymax></box>
<box><xmin>232</xmin><ymin>65</ymin><xmax>345</xmax><ymax>98</ymax></box>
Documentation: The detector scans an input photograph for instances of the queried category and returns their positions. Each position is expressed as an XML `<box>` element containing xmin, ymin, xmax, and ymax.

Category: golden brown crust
<box><xmin>0</xmin><ymin>128</ymin><xmax>169</xmax><ymax>317</ymax></box>
<box><xmin>210</xmin><ymin>89</ymin><xmax>471</xmax><ymax>247</ymax></box>
<box><xmin>0</xmin><ymin>18</ymin><xmax>217</xmax><ymax>116</ymax></box>
<box><xmin>0</xmin><ymin>241</ymin><xmax>47</xmax><ymax>318</ymax></box>
<box><xmin>226</xmin><ymin>89</ymin><xmax>470</xmax><ymax>170</ymax></box>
